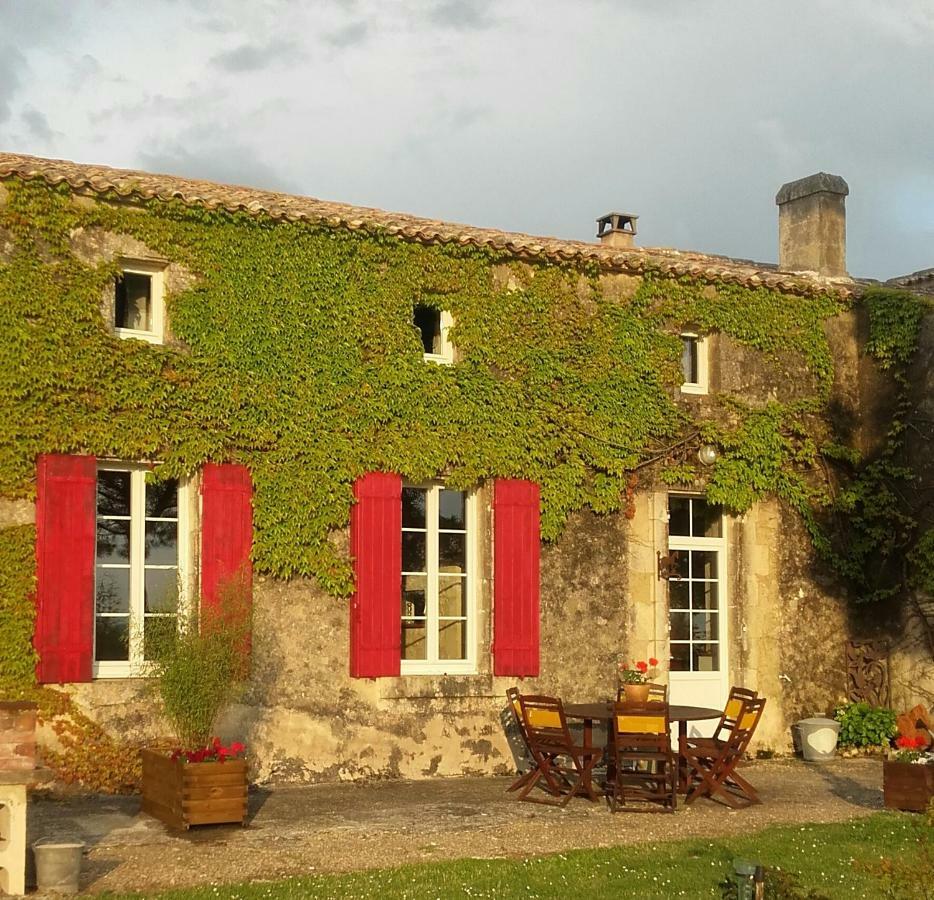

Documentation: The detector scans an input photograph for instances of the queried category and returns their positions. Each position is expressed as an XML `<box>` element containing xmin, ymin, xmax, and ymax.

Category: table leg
<box><xmin>582</xmin><ymin>717</ymin><xmax>593</xmax><ymax>794</ymax></box>
<box><xmin>678</xmin><ymin>720</ymin><xmax>689</xmax><ymax>792</ymax></box>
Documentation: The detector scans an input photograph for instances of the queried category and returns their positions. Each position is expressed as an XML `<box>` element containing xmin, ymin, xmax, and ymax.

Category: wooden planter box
<box><xmin>140</xmin><ymin>749</ymin><xmax>248</xmax><ymax>830</ymax></box>
<box><xmin>883</xmin><ymin>759</ymin><xmax>934</xmax><ymax>812</ymax></box>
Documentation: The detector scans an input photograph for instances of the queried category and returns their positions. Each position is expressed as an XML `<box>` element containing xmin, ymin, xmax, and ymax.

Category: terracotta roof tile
<box><xmin>0</xmin><ymin>152</ymin><xmax>855</xmax><ymax>298</ymax></box>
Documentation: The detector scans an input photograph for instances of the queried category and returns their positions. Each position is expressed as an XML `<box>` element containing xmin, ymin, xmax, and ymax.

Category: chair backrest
<box><xmin>719</xmin><ymin>696</ymin><xmax>767</xmax><ymax>759</ymax></box>
<box><xmin>518</xmin><ymin>695</ymin><xmax>572</xmax><ymax>752</ymax></box>
<box><xmin>616</xmin><ymin>682</ymin><xmax>668</xmax><ymax>705</ymax></box>
<box><xmin>714</xmin><ymin>686</ymin><xmax>759</xmax><ymax>742</ymax></box>
<box><xmin>611</xmin><ymin>704</ymin><xmax>671</xmax><ymax>755</ymax></box>
<box><xmin>506</xmin><ymin>687</ymin><xmax>532</xmax><ymax>753</ymax></box>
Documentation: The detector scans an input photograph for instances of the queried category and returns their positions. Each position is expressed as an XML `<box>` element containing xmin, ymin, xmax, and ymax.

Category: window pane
<box><xmin>95</xmin><ymin>616</ymin><xmax>129</xmax><ymax>661</ymax></box>
<box><xmin>402</xmin><ymin>621</ymin><xmax>427</xmax><ymax>660</ymax></box>
<box><xmin>402</xmin><ymin>584</ymin><xmax>426</xmax><ymax>618</ymax></box>
<box><xmin>439</xmin><ymin>577</ymin><xmax>466</xmax><ymax>617</ymax></box>
<box><xmin>144</xmin><ymin>615</ymin><xmax>177</xmax><ymax>661</ymax></box>
<box><xmin>693</xmin><ymin>643</ymin><xmax>720</xmax><ymax>672</ymax></box>
<box><xmin>115</xmin><ymin>273</ymin><xmax>152</xmax><ymax>331</ymax></box>
<box><xmin>413</xmin><ymin>305</ymin><xmax>441</xmax><ymax>354</ymax></box>
<box><xmin>438</xmin><ymin>490</ymin><xmax>465</xmax><ymax>529</ymax></box>
<box><xmin>97</xmin><ymin>470</ymin><xmax>130</xmax><ymax>517</ymax></box>
<box><xmin>669</xmin><ymin>580</ymin><xmax>690</xmax><ymax>609</ymax></box>
<box><xmin>681</xmin><ymin>336</ymin><xmax>698</xmax><ymax>383</ymax></box>
<box><xmin>145</xmin><ymin>569</ymin><xmax>179</xmax><ymax>613</ymax></box>
<box><xmin>145</xmin><ymin>520</ymin><xmax>177</xmax><ymax>565</ymax></box>
<box><xmin>96</xmin><ymin>568</ymin><xmax>129</xmax><ymax>613</ymax></box>
<box><xmin>401</xmin><ymin>488</ymin><xmax>426</xmax><ymax>529</ymax></box>
<box><xmin>670</xmin><ymin>549</ymin><xmax>689</xmax><ymax>579</ymax></box>
<box><xmin>669</xmin><ymin>642</ymin><xmax>690</xmax><ymax>672</ymax></box>
<box><xmin>692</xmin><ymin>499</ymin><xmax>722</xmax><ymax>538</ymax></box>
<box><xmin>438</xmin><ymin>619</ymin><xmax>466</xmax><ymax>660</ymax></box>
<box><xmin>669</xmin><ymin>611</ymin><xmax>690</xmax><ymax>641</ymax></box>
<box><xmin>668</xmin><ymin>497</ymin><xmax>690</xmax><ymax>536</ymax></box>
<box><xmin>691</xmin><ymin>611</ymin><xmax>718</xmax><ymax>642</ymax></box>
<box><xmin>96</xmin><ymin>520</ymin><xmax>129</xmax><ymax>564</ymax></box>
<box><xmin>402</xmin><ymin>532</ymin><xmax>426</xmax><ymax>573</ymax></box>
<box><xmin>693</xmin><ymin>580</ymin><xmax>719</xmax><ymax>611</ymax></box>
<box><xmin>439</xmin><ymin>532</ymin><xmax>465</xmax><ymax>573</ymax></box>
<box><xmin>146</xmin><ymin>479</ymin><xmax>178</xmax><ymax>518</ymax></box>
<box><xmin>692</xmin><ymin>551</ymin><xmax>718</xmax><ymax>580</ymax></box>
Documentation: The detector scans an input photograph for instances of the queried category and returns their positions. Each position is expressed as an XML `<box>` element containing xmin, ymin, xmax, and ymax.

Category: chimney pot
<box><xmin>775</xmin><ymin>172</ymin><xmax>848</xmax><ymax>277</ymax></box>
<box><xmin>597</xmin><ymin>212</ymin><xmax>638</xmax><ymax>249</ymax></box>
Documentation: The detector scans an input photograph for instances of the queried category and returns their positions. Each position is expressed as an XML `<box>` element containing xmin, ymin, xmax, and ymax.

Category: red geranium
<box><xmin>170</xmin><ymin>737</ymin><xmax>247</xmax><ymax>764</ymax></box>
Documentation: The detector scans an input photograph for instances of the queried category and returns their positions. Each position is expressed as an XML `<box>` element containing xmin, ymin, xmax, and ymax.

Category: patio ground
<box><xmin>28</xmin><ymin>757</ymin><xmax>883</xmax><ymax>896</ymax></box>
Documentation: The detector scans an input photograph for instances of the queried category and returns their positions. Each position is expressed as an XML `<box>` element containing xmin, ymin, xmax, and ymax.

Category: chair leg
<box><xmin>507</xmin><ymin>768</ymin><xmax>535</xmax><ymax>792</ymax></box>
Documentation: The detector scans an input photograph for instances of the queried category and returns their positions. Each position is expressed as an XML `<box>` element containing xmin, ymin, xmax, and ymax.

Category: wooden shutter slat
<box><xmin>493</xmin><ymin>478</ymin><xmax>541</xmax><ymax>677</ymax></box>
<box><xmin>350</xmin><ymin>472</ymin><xmax>402</xmax><ymax>678</ymax></box>
<box><xmin>35</xmin><ymin>454</ymin><xmax>97</xmax><ymax>684</ymax></box>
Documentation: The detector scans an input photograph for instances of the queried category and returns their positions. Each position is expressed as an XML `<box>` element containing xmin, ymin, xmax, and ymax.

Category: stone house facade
<box><xmin>0</xmin><ymin>153</ymin><xmax>931</xmax><ymax>783</ymax></box>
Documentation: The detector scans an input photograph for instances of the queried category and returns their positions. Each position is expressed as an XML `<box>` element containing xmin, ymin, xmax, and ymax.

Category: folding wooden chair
<box><xmin>606</xmin><ymin>705</ymin><xmax>676</xmax><ymax>813</ymax></box>
<box><xmin>683</xmin><ymin>696</ymin><xmax>766</xmax><ymax>808</ymax></box>
<box><xmin>616</xmin><ymin>682</ymin><xmax>668</xmax><ymax>705</ymax></box>
<box><xmin>504</xmin><ymin>688</ymin><xmax>536</xmax><ymax>793</ymax></box>
<box><xmin>516</xmin><ymin>695</ymin><xmax>602</xmax><ymax>807</ymax></box>
<box><xmin>681</xmin><ymin>686</ymin><xmax>758</xmax><ymax>758</ymax></box>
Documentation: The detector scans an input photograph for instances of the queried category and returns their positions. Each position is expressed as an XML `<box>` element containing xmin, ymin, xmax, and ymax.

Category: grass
<box><xmin>103</xmin><ymin>812</ymin><xmax>929</xmax><ymax>899</ymax></box>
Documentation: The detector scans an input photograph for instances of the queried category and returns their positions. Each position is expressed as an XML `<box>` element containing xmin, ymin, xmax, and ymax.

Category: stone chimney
<box><xmin>596</xmin><ymin>212</ymin><xmax>637</xmax><ymax>249</ymax></box>
<box><xmin>775</xmin><ymin>173</ymin><xmax>849</xmax><ymax>277</ymax></box>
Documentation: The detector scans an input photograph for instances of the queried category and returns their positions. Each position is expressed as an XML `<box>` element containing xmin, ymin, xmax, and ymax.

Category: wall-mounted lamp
<box><xmin>697</xmin><ymin>444</ymin><xmax>719</xmax><ymax>466</ymax></box>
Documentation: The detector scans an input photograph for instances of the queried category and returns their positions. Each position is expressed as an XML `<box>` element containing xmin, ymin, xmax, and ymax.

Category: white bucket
<box><xmin>797</xmin><ymin>717</ymin><xmax>841</xmax><ymax>762</ymax></box>
<box><xmin>32</xmin><ymin>840</ymin><xmax>84</xmax><ymax>894</ymax></box>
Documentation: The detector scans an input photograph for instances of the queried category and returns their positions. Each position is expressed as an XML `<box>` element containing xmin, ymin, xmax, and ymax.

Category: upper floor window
<box><xmin>680</xmin><ymin>332</ymin><xmax>708</xmax><ymax>395</ymax></box>
<box><xmin>95</xmin><ymin>465</ymin><xmax>187</xmax><ymax>677</ymax></box>
<box><xmin>413</xmin><ymin>305</ymin><xmax>454</xmax><ymax>364</ymax></box>
<box><xmin>114</xmin><ymin>261</ymin><xmax>165</xmax><ymax>344</ymax></box>
<box><xmin>401</xmin><ymin>484</ymin><xmax>475</xmax><ymax>673</ymax></box>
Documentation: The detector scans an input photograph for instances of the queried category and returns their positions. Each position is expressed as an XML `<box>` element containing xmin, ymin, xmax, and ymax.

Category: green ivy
<box><xmin>0</xmin><ymin>526</ymin><xmax>37</xmax><ymax>696</ymax></box>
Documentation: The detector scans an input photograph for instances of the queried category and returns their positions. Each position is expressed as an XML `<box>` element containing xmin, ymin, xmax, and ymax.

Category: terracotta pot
<box><xmin>622</xmin><ymin>683</ymin><xmax>650</xmax><ymax>707</ymax></box>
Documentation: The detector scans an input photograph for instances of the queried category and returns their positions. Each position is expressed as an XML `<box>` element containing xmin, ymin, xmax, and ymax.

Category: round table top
<box><xmin>564</xmin><ymin>702</ymin><xmax>721</xmax><ymax>722</ymax></box>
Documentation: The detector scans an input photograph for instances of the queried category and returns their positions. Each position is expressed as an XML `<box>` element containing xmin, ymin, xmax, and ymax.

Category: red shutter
<box><xmin>493</xmin><ymin>478</ymin><xmax>541</xmax><ymax>677</ymax></box>
<box><xmin>35</xmin><ymin>454</ymin><xmax>97</xmax><ymax>684</ymax></box>
<box><xmin>350</xmin><ymin>472</ymin><xmax>402</xmax><ymax>678</ymax></box>
<box><xmin>201</xmin><ymin>463</ymin><xmax>253</xmax><ymax>616</ymax></box>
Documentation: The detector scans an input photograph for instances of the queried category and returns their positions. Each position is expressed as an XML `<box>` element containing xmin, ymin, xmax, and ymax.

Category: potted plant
<box><xmin>883</xmin><ymin>736</ymin><xmax>934</xmax><ymax>812</ymax></box>
<box><xmin>617</xmin><ymin>658</ymin><xmax>659</xmax><ymax>707</ymax></box>
<box><xmin>140</xmin><ymin>579</ymin><xmax>252</xmax><ymax>830</ymax></box>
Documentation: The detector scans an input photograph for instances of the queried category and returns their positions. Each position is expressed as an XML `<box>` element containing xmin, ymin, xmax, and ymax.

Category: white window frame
<box><xmin>401</xmin><ymin>483</ymin><xmax>477</xmax><ymax>675</ymax></box>
<box><xmin>114</xmin><ymin>260</ymin><xmax>166</xmax><ymax>345</ymax></box>
<box><xmin>422</xmin><ymin>310</ymin><xmax>455</xmax><ymax>365</ymax></box>
<box><xmin>94</xmin><ymin>463</ymin><xmax>189</xmax><ymax>679</ymax></box>
<box><xmin>667</xmin><ymin>493</ymin><xmax>727</xmax><ymax>678</ymax></box>
<box><xmin>679</xmin><ymin>332</ymin><xmax>708</xmax><ymax>395</ymax></box>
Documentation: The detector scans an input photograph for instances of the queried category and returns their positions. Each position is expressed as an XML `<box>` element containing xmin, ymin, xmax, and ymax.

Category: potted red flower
<box><xmin>618</xmin><ymin>658</ymin><xmax>660</xmax><ymax>707</ymax></box>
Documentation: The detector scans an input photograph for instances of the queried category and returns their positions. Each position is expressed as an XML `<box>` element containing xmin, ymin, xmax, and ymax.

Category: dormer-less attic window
<box><xmin>114</xmin><ymin>261</ymin><xmax>165</xmax><ymax>344</ymax></box>
<box><xmin>413</xmin><ymin>305</ymin><xmax>454</xmax><ymax>364</ymax></box>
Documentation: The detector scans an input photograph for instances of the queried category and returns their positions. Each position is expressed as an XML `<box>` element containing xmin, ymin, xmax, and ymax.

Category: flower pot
<box><xmin>622</xmin><ymin>684</ymin><xmax>650</xmax><ymax>707</ymax></box>
<box><xmin>140</xmin><ymin>748</ymin><xmax>248</xmax><ymax>830</ymax></box>
<box><xmin>32</xmin><ymin>840</ymin><xmax>84</xmax><ymax>894</ymax></box>
<box><xmin>883</xmin><ymin>759</ymin><xmax>934</xmax><ymax>812</ymax></box>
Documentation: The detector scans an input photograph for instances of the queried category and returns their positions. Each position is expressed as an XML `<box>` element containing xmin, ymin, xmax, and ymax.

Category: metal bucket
<box><xmin>33</xmin><ymin>840</ymin><xmax>84</xmax><ymax>894</ymax></box>
<box><xmin>797</xmin><ymin>717</ymin><xmax>841</xmax><ymax>762</ymax></box>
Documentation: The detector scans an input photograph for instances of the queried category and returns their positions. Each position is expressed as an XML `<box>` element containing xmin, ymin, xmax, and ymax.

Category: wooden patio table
<box><xmin>563</xmin><ymin>702</ymin><xmax>722</xmax><ymax>793</ymax></box>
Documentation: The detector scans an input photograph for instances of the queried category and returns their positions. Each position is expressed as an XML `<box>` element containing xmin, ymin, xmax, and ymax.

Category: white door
<box><xmin>666</xmin><ymin>495</ymin><xmax>727</xmax><ymax>737</ymax></box>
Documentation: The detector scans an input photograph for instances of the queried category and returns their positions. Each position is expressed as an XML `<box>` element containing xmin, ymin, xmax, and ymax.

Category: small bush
<box><xmin>834</xmin><ymin>701</ymin><xmax>897</xmax><ymax>748</ymax></box>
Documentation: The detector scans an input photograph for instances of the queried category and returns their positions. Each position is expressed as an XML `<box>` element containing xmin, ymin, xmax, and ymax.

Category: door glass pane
<box><xmin>438</xmin><ymin>577</ymin><xmax>466</xmax><ymax>617</ymax></box>
<box><xmin>402</xmin><ymin>621</ymin><xmax>427</xmax><ymax>660</ymax></box>
<box><xmin>145</xmin><ymin>569</ymin><xmax>179</xmax><ymax>613</ymax></box>
<box><xmin>96</xmin><ymin>568</ymin><xmax>129</xmax><ymax>613</ymax></box>
<box><xmin>691</xmin><ymin>611</ymin><xmax>717</xmax><ymax>641</ymax></box>
<box><xmin>694</xmin><ymin>580</ymin><xmax>719</xmax><ymax>611</ymax></box>
<box><xmin>95</xmin><ymin>617</ymin><xmax>129</xmax><ymax>661</ymax></box>
<box><xmin>692</xmin><ymin>499</ymin><xmax>722</xmax><ymax>538</ymax></box>
<box><xmin>693</xmin><ymin>643</ymin><xmax>720</xmax><ymax>672</ymax></box>
<box><xmin>668</xmin><ymin>497</ymin><xmax>690</xmax><ymax>536</ymax></box>
<box><xmin>669</xmin><ymin>642</ymin><xmax>690</xmax><ymax>672</ymax></box>
<box><xmin>692</xmin><ymin>550</ymin><xmax>718</xmax><ymax>580</ymax></box>
<box><xmin>97</xmin><ymin>470</ymin><xmax>130</xmax><ymax>517</ymax></box>
<box><xmin>96</xmin><ymin>520</ymin><xmax>129</xmax><ymax>564</ymax></box>
<box><xmin>438</xmin><ymin>619</ymin><xmax>466</xmax><ymax>660</ymax></box>
<box><xmin>669</xmin><ymin>580</ymin><xmax>690</xmax><ymax>609</ymax></box>
<box><xmin>438</xmin><ymin>490</ymin><xmax>465</xmax><ymax>529</ymax></box>
<box><xmin>145</xmin><ymin>479</ymin><xmax>178</xmax><ymax>518</ymax></box>
<box><xmin>671</xmin><ymin>549</ymin><xmax>689</xmax><ymax>579</ymax></box>
<box><xmin>439</xmin><ymin>532</ymin><xmax>465</xmax><ymax>573</ymax></box>
<box><xmin>402</xmin><ymin>532</ymin><xmax>426</xmax><ymax>573</ymax></box>
<box><xmin>144</xmin><ymin>615</ymin><xmax>177</xmax><ymax>660</ymax></box>
<box><xmin>402</xmin><ymin>488</ymin><xmax>426</xmax><ymax>529</ymax></box>
<box><xmin>401</xmin><ymin>581</ymin><xmax>426</xmax><ymax>618</ymax></box>
<box><xmin>145</xmin><ymin>520</ymin><xmax>177</xmax><ymax>565</ymax></box>
<box><xmin>669</xmin><ymin>611</ymin><xmax>690</xmax><ymax>641</ymax></box>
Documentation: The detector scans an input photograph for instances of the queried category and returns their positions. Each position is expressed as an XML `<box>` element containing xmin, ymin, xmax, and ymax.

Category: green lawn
<box><xmin>106</xmin><ymin>812</ymin><xmax>929</xmax><ymax>899</ymax></box>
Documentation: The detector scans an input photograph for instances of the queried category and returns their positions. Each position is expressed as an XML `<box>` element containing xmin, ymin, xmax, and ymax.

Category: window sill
<box><xmin>380</xmin><ymin>671</ymin><xmax>494</xmax><ymax>700</ymax></box>
<box><xmin>422</xmin><ymin>353</ymin><xmax>453</xmax><ymax>366</ymax></box>
<box><xmin>679</xmin><ymin>383</ymin><xmax>708</xmax><ymax>396</ymax></box>
<box><xmin>115</xmin><ymin>327</ymin><xmax>163</xmax><ymax>345</ymax></box>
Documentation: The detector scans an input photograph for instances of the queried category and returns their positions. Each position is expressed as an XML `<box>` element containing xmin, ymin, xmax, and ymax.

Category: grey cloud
<box><xmin>325</xmin><ymin>21</ymin><xmax>369</xmax><ymax>48</ymax></box>
<box><xmin>210</xmin><ymin>39</ymin><xmax>305</xmax><ymax>73</ymax></box>
<box><xmin>21</xmin><ymin>106</ymin><xmax>55</xmax><ymax>143</ymax></box>
<box><xmin>0</xmin><ymin>45</ymin><xmax>25</xmax><ymax>125</ymax></box>
<box><xmin>427</xmin><ymin>0</ymin><xmax>495</xmax><ymax>30</ymax></box>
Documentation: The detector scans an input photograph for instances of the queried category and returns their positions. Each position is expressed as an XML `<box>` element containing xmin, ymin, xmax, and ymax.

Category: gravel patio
<box><xmin>28</xmin><ymin>757</ymin><xmax>884</xmax><ymax>896</ymax></box>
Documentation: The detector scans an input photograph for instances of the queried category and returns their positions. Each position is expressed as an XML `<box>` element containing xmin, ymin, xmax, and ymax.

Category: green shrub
<box><xmin>834</xmin><ymin>701</ymin><xmax>897</xmax><ymax>748</ymax></box>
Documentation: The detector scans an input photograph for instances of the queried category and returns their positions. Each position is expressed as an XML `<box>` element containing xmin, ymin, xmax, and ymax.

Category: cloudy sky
<box><xmin>1</xmin><ymin>0</ymin><xmax>931</xmax><ymax>279</ymax></box>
